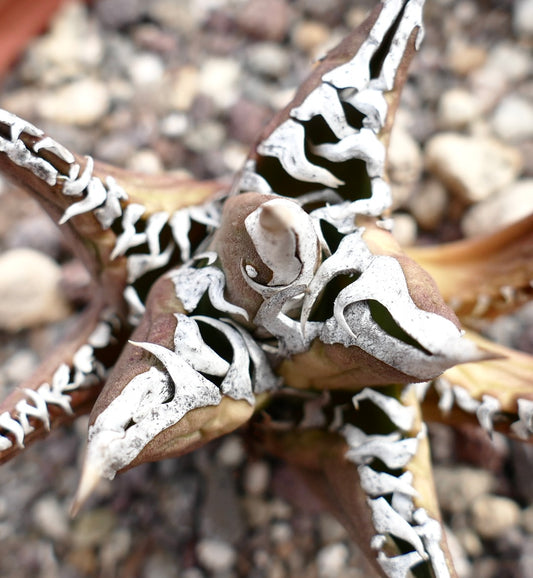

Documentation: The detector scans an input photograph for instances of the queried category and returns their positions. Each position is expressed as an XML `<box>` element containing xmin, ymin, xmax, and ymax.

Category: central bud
<box><xmin>211</xmin><ymin>192</ymin><xmax>321</xmax><ymax>324</ymax></box>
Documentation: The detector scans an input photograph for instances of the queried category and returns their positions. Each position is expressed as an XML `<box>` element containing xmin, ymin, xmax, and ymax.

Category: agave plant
<box><xmin>0</xmin><ymin>0</ymin><xmax>530</xmax><ymax>576</ymax></box>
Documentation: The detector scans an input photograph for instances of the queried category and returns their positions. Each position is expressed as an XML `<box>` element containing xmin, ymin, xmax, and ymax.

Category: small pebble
<box><xmin>492</xmin><ymin>95</ymin><xmax>533</xmax><ymax>142</ymax></box>
<box><xmin>215</xmin><ymin>436</ymin><xmax>246</xmax><ymax>468</ymax></box>
<box><xmin>317</xmin><ymin>542</ymin><xmax>350</xmax><ymax>578</ymax></box>
<box><xmin>167</xmin><ymin>66</ymin><xmax>199</xmax><ymax>112</ymax></box>
<box><xmin>128</xmin><ymin>52</ymin><xmax>165</xmax><ymax>86</ymax></box>
<box><xmin>237</xmin><ymin>0</ymin><xmax>292</xmax><ymax>42</ymax></box>
<box><xmin>477</xmin><ymin>42</ymin><xmax>531</xmax><ymax>85</ymax></box>
<box><xmin>126</xmin><ymin>149</ymin><xmax>164</xmax><ymax>173</ymax></box>
<box><xmin>388</xmin><ymin>124</ymin><xmax>423</xmax><ymax>188</ymax></box>
<box><xmin>446</xmin><ymin>40</ymin><xmax>487</xmax><ymax>76</ymax></box>
<box><xmin>470</xmin><ymin>495</ymin><xmax>521</xmax><ymax>540</ymax></box>
<box><xmin>244</xmin><ymin>461</ymin><xmax>271</xmax><ymax>496</ymax></box>
<box><xmin>33</xmin><ymin>496</ymin><xmax>70</xmax><ymax>541</ymax></box>
<box><xmin>184</xmin><ymin>121</ymin><xmax>226</xmax><ymax>153</ymax></box>
<box><xmin>438</xmin><ymin>88</ymin><xmax>481</xmax><ymax>129</ymax></box>
<box><xmin>37</xmin><ymin>78</ymin><xmax>110</xmax><ymax>127</ymax></box>
<box><xmin>160</xmin><ymin>112</ymin><xmax>189</xmax><ymax>138</ymax></box>
<box><xmin>425</xmin><ymin>133</ymin><xmax>523</xmax><ymax>202</ymax></box>
<box><xmin>1</xmin><ymin>350</ymin><xmax>39</xmax><ymax>385</ymax></box>
<box><xmin>270</xmin><ymin>521</ymin><xmax>293</xmax><ymax>543</ymax></box>
<box><xmin>292</xmin><ymin>20</ymin><xmax>331</xmax><ymax>56</ymax></box>
<box><xmin>434</xmin><ymin>466</ymin><xmax>494</xmax><ymax>514</ymax></box>
<box><xmin>246</xmin><ymin>42</ymin><xmax>291</xmax><ymax>79</ymax></box>
<box><xmin>196</xmin><ymin>539</ymin><xmax>237</xmax><ymax>573</ymax></box>
<box><xmin>319</xmin><ymin>513</ymin><xmax>349</xmax><ymax>544</ymax></box>
<box><xmin>199</xmin><ymin>58</ymin><xmax>241</xmax><ymax>110</ymax></box>
<box><xmin>0</xmin><ymin>248</ymin><xmax>70</xmax><ymax>331</ymax></box>
<box><xmin>409</xmin><ymin>179</ymin><xmax>448</xmax><ymax>230</ymax></box>
<box><xmin>461</xmin><ymin>179</ymin><xmax>533</xmax><ymax>237</ymax></box>
<box><xmin>391</xmin><ymin>213</ymin><xmax>417</xmax><ymax>246</ymax></box>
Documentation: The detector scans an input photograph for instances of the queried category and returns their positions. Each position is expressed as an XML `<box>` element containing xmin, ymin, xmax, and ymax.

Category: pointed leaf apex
<box><xmin>70</xmin><ymin>459</ymin><xmax>104</xmax><ymax>518</ymax></box>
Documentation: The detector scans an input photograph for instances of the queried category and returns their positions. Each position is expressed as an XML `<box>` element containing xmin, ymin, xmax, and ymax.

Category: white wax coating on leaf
<box><xmin>352</xmin><ymin>389</ymin><xmax>415</xmax><ymax>431</ymax></box>
<box><xmin>369</xmin><ymin>497</ymin><xmax>426</xmax><ymax>558</ymax></box>
<box><xmin>87</xmin><ymin>365</ymin><xmax>221</xmax><ymax>479</ymax></box>
<box><xmin>170</xmin><ymin>263</ymin><xmax>249</xmax><ymax>320</ymax></box>
<box><xmin>291</xmin><ymin>83</ymin><xmax>355</xmax><ymax>140</ymax></box>
<box><xmin>358</xmin><ymin>466</ymin><xmax>418</xmax><ymax>497</ymax></box>
<box><xmin>258</xmin><ymin>120</ymin><xmax>343</xmax><ymax>188</ymax></box>
<box><xmin>111</xmin><ymin>203</ymin><xmax>147</xmax><ymax>259</ymax></box>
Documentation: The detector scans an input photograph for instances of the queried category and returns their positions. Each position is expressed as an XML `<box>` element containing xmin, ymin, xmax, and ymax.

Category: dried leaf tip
<box><xmin>70</xmin><ymin>459</ymin><xmax>104</xmax><ymax>518</ymax></box>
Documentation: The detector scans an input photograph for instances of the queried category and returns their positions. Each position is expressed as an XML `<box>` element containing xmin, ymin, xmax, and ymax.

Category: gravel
<box><xmin>0</xmin><ymin>0</ymin><xmax>531</xmax><ymax>576</ymax></box>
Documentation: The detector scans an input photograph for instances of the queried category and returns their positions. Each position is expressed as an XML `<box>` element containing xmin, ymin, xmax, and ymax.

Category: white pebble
<box><xmin>462</xmin><ymin>179</ymin><xmax>533</xmax><ymax>237</ymax></box>
<box><xmin>317</xmin><ymin>542</ymin><xmax>350</xmax><ymax>578</ymax></box>
<box><xmin>0</xmin><ymin>249</ymin><xmax>70</xmax><ymax>331</ymax></box>
<box><xmin>37</xmin><ymin>78</ymin><xmax>110</xmax><ymax>127</ymax></box>
<box><xmin>199</xmin><ymin>58</ymin><xmax>241</xmax><ymax>110</ymax></box>
<box><xmin>128</xmin><ymin>52</ymin><xmax>165</xmax><ymax>86</ymax></box>
<box><xmin>196</xmin><ymin>539</ymin><xmax>237</xmax><ymax>573</ymax></box>
<box><xmin>216</xmin><ymin>436</ymin><xmax>246</xmax><ymax>468</ymax></box>
<box><xmin>492</xmin><ymin>95</ymin><xmax>533</xmax><ymax>142</ymax></box>
<box><xmin>425</xmin><ymin>133</ymin><xmax>523</xmax><ymax>202</ymax></box>
<box><xmin>33</xmin><ymin>496</ymin><xmax>70</xmax><ymax>541</ymax></box>
<box><xmin>471</xmin><ymin>495</ymin><xmax>521</xmax><ymax>539</ymax></box>
<box><xmin>244</xmin><ymin>461</ymin><xmax>270</xmax><ymax>496</ymax></box>
<box><xmin>438</xmin><ymin>88</ymin><xmax>480</xmax><ymax>129</ymax></box>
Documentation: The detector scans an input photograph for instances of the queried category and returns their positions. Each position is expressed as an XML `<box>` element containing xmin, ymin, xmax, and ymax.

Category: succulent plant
<box><xmin>0</xmin><ymin>1</ymin><xmax>531</xmax><ymax>576</ymax></box>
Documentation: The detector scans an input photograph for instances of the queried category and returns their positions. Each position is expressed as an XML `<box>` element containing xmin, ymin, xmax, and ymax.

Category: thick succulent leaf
<box><xmin>278</xmin><ymin>225</ymin><xmax>491</xmax><ymax>389</ymax></box>
<box><xmin>0</xmin><ymin>302</ymin><xmax>126</xmax><ymax>463</ymax></box>
<box><xmin>407</xmin><ymin>213</ymin><xmax>533</xmax><ymax>320</ymax></box>
<box><xmin>419</xmin><ymin>331</ymin><xmax>533</xmax><ymax>440</ymax></box>
<box><xmin>235</xmin><ymin>0</ymin><xmax>424</xmax><ymax>216</ymax></box>
<box><xmin>74</xmin><ymin>267</ymin><xmax>278</xmax><ymax>510</ymax></box>
<box><xmin>257</xmin><ymin>384</ymin><xmax>457</xmax><ymax>577</ymax></box>
<box><xmin>0</xmin><ymin>109</ymin><xmax>225</xmax><ymax>290</ymax></box>
<box><xmin>88</xmin><ymin>157</ymin><xmax>225</xmax><ymax>218</ymax></box>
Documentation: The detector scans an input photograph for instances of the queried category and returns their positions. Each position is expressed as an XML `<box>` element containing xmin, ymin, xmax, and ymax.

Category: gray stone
<box><xmin>246</xmin><ymin>42</ymin><xmax>291</xmax><ymax>79</ymax></box>
<box><xmin>184</xmin><ymin>121</ymin><xmax>226</xmax><ymax>153</ymax></box>
<box><xmin>0</xmin><ymin>249</ymin><xmax>70</xmax><ymax>331</ymax></box>
<box><xmin>409</xmin><ymin>179</ymin><xmax>448</xmax><ymax>230</ymax></box>
<box><xmin>462</xmin><ymin>179</ymin><xmax>533</xmax><ymax>237</ymax></box>
<box><xmin>470</xmin><ymin>495</ymin><xmax>521</xmax><ymax>539</ymax></box>
<box><xmin>425</xmin><ymin>133</ymin><xmax>523</xmax><ymax>202</ymax></box>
